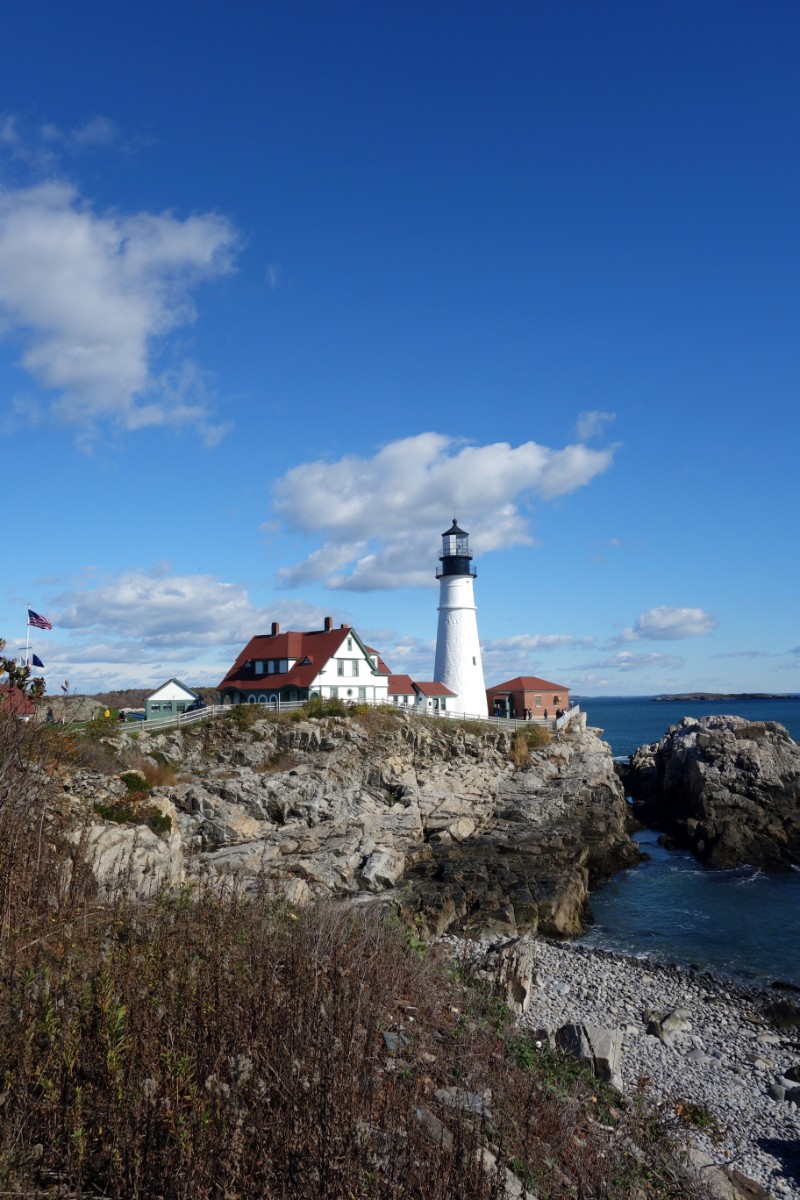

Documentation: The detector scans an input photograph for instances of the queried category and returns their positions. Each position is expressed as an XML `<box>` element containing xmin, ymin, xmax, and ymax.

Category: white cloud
<box><xmin>266</xmin><ymin>263</ymin><xmax>282</xmax><ymax>289</ymax></box>
<box><xmin>586</xmin><ymin>651</ymin><xmax>685</xmax><ymax>672</ymax></box>
<box><xmin>484</xmin><ymin>633</ymin><xmax>596</xmax><ymax>653</ymax></box>
<box><xmin>24</xmin><ymin>571</ymin><xmax>353</xmax><ymax>692</ymax></box>
<box><xmin>29</xmin><ymin>570</ymin><xmax>345</xmax><ymax>691</ymax></box>
<box><xmin>575</xmin><ymin>410</ymin><xmax>615</xmax><ymax>441</ymax></box>
<box><xmin>272</xmin><ymin>432</ymin><xmax>615</xmax><ymax>590</ymax></box>
<box><xmin>0</xmin><ymin>180</ymin><xmax>239</xmax><ymax>441</ymax></box>
<box><xmin>620</xmin><ymin>606</ymin><xmax>717</xmax><ymax>642</ymax></box>
<box><xmin>54</xmin><ymin>568</ymin><xmax>331</xmax><ymax>651</ymax></box>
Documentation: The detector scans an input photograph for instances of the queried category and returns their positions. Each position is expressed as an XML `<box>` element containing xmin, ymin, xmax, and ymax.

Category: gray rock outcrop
<box><xmin>621</xmin><ymin>715</ymin><xmax>800</xmax><ymax>869</ymax></box>
<box><xmin>60</xmin><ymin>710</ymin><xmax>638</xmax><ymax>936</ymax></box>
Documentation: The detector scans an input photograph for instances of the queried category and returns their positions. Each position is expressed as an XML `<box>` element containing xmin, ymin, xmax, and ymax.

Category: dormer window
<box><xmin>268</xmin><ymin>660</ymin><xmax>275</xmax><ymax>674</ymax></box>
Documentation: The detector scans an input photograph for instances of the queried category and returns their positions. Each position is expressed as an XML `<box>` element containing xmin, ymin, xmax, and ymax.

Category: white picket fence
<box><xmin>117</xmin><ymin>699</ymin><xmax>581</xmax><ymax>737</ymax></box>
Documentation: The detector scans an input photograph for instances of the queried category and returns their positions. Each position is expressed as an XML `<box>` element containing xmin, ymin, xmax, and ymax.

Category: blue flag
<box><xmin>32</xmin><ymin>654</ymin><xmax>44</xmax><ymax>668</ymax></box>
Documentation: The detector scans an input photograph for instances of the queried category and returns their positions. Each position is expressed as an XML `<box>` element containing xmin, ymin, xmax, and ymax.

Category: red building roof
<box><xmin>387</xmin><ymin>674</ymin><xmax>415</xmax><ymax>695</ymax></box>
<box><xmin>413</xmin><ymin>681</ymin><xmax>456</xmax><ymax>698</ymax></box>
<box><xmin>486</xmin><ymin>675</ymin><xmax>568</xmax><ymax>694</ymax></box>
<box><xmin>217</xmin><ymin>623</ymin><xmax>390</xmax><ymax>694</ymax></box>
<box><xmin>0</xmin><ymin>684</ymin><xmax>36</xmax><ymax>716</ymax></box>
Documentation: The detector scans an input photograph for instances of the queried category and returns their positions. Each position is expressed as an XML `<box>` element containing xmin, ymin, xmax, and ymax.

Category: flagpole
<box><xmin>23</xmin><ymin>604</ymin><xmax>30</xmax><ymax>668</ymax></box>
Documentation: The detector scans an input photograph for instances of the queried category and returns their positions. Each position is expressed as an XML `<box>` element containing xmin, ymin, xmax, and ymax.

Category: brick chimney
<box><xmin>324</xmin><ymin>616</ymin><xmax>333</xmax><ymax>631</ymax></box>
<box><xmin>271</xmin><ymin>622</ymin><xmax>280</xmax><ymax>636</ymax></box>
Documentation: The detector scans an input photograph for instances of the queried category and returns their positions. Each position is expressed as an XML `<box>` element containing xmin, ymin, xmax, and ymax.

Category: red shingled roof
<box><xmin>218</xmin><ymin>625</ymin><xmax>391</xmax><ymax>694</ymax></box>
<box><xmin>413</xmin><ymin>681</ymin><xmax>456</xmax><ymax>698</ymax></box>
<box><xmin>365</xmin><ymin>646</ymin><xmax>391</xmax><ymax>675</ymax></box>
<box><xmin>487</xmin><ymin>675</ymin><xmax>568</xmax><ymax>693</ymax></box>
<box><xmin>387</xmin><ymin>674</ymin><xmax>415</xmax><ymax>695</ymax></box>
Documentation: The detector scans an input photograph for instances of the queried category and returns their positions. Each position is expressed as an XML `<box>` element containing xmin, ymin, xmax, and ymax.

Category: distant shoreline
<box><xmin>651</xmin><ymin>692</ymin><xmax>797</xmax><ymax>702</ymax></box>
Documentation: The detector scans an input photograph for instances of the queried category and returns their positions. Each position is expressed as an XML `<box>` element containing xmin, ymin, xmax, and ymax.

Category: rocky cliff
<box><xmin>621</xmin><ymin>714</ymin><xmax>800</xmax><ymax>869</ymax></box>
<box><xmin>61</xmin><ymin>709</ymin><xmax>639</xmax><ymax>936</ymax></box>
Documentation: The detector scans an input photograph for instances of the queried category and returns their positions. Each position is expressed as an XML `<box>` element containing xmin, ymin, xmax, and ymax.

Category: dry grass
<box><xmin>510</xmin><ymin>726</ymin><xmax>552</xmax><ymax>769</ymax></box>
<box><xmin>0</xmin><ymin>701</ymin><xmax>709</xmax><ymax>1200</ymax></box>
<box><xmin>0</xmin><ymin>889</ymin><xmax>705</xmax><ymax>1200</ymax></box>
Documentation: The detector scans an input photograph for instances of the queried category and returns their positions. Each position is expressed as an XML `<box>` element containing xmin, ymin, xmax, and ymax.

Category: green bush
<box><xmin>120</xmin><ymin>771</ymin><xmax>150</xmax><ymax>793</ymax></box>
<box><xmin>93</xmin><ymin>796</ymin><xmax>172</xmax><ymax>837</ymax></box>
<box><xmin>302</xmin><ymin>695</ymin><xmax>347</xmax><ymax>719</ymax></box>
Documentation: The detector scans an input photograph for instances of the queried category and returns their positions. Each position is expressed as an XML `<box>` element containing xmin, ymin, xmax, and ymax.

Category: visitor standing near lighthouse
<box><xmin>433</xmin><ymin>519</ymin><xmax>488</xmax><ymax>717</ymax></box>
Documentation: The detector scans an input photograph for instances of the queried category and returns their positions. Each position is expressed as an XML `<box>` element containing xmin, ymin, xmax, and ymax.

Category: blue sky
<box><xmin>2</xmin><ymin>0</ymin><xmax>798</xmax><ymax>697</ymax></box>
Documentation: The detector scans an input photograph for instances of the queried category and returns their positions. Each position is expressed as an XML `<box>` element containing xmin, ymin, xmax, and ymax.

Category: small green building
<box><xmin>145</xmin><ymin>678</ymin><xmax>201</xmax><ymax>721</ymax></box>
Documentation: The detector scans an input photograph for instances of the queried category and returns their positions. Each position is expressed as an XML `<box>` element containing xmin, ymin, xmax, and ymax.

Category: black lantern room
<box><xmin>436</xmin><ymin>518</ymin><xmax>477</xmax><ymax>578</ymax></box>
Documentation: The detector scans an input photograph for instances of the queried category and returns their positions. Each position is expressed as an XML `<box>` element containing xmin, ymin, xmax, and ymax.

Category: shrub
<box><xmin>93</xmin><ymin>797</ymin><xmax>173</xmax><ymax>837</ymax></box>
<box><xmin>302</xmin><ymin>695</ymin><xmax>347</xmax><ymax>719</ymax></box>
<box><xmin>120</xmin><ymin>770</ymin><xmax>150</xmax><ymax>792</ymax></box>
<box><xmin>226</xmin><ymin>703</ymin><xmax>261</xmax><ymax>730</ymax></box>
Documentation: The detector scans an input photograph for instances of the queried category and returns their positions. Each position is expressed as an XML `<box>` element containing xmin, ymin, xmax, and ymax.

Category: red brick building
<box><xmin>485</xmin><ymin>676</ymin><xmax>569</xmax><ymax>721</ymax></box>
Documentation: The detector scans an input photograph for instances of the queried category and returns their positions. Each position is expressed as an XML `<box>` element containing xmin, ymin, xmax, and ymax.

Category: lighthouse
<box><xmin>433</xmin><ymin>519</ymin><xmax>488</xmax><ymax>717</ymax></box>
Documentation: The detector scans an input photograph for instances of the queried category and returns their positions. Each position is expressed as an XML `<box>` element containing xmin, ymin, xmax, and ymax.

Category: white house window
<box><xmin>440</xmin><ymin>699</ymin><xmax>447</xmax><ymax>710</ymax></box>
<box><xmin>337</xmin><ymin>659</ymin><xmax>345</xmax><ymax>676</ymax></box>
<box><xmin>346</xmin><ymin>636</ymin><xmax>353</xmax><ymax>651</ymax></box>
<box><xmin>329</xmin><ymin>687</ymin><xmax>338</xmax><ymax>698</ymax></box>
<box><xmin>358</xmin><ymin>687</ymin><xmax>366</xmax><ymax>700</ymax></box>
<box><xmin>351</xmin><ymin>660</ymin><xmax>359</xmax><ymax>676</ymax></box>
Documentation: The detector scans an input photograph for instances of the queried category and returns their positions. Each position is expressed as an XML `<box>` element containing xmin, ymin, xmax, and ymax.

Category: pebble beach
<box><xmin>515</xmin><ymin>937</ymin><xmax>800</xmax><ymax>1197</ymax></box>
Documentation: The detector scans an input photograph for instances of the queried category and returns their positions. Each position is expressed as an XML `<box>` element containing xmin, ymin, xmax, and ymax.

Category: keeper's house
<box><xmin>485</xmin><ymin>675</ymin><xmax>569</xmax><ymax>721</ymax></box>
<box><xmin>218</xmin><ymin>618</ymin><xmax>390</xmax><ymax>706</ymax></box>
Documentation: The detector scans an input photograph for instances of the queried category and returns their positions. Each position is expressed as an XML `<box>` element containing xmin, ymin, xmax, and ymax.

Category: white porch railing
<box><xmin>115</xmin><ymin>698</ymin><xmax>581</xmax><ymax>736</ymax></box>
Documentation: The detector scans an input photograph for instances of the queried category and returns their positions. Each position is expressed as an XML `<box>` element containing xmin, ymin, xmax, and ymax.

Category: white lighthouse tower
<box><xmin>433</xmin><ymin>519</ymin><xmax>488</xmax><ymax>717</ymax></box>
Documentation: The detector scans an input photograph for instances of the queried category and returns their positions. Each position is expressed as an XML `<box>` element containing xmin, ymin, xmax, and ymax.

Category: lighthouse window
<box><xmin>472</xmin><ymin>657</ymin><xmax>477</xmax><ymax>665</ymax></box>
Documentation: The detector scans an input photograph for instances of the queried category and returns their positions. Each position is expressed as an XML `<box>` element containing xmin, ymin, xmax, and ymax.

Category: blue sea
<box><xmin>576</xmin><ymin>695</ymin><xmax>800</xmax><ymax>987</ymax></box>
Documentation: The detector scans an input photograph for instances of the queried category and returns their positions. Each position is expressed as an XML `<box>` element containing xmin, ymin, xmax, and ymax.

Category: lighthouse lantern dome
<box><xmin>437</xmin><ymin>518</ymin><xmax>476</xmax><ymax>578</ymax></box>
<box><xmin>441</xmin><ymin>518</ymin><xmax>471</xmax><ymax>559</ymax></box>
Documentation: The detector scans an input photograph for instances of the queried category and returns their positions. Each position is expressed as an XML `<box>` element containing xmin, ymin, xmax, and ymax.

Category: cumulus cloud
<box><xmin>620</xmin><ymin>606</ymin><xmax>717</xmax><ymax>642</ymax></box>
<box><xmin>0</xmin><ymin>180</ymin><xmax>239</xmax><ymax>441</ymax></box>
<box><xmin>272</xmin><ymin>432</ymin><xmax>615</xmax><ymax>591</ymax></box>
<box><xmin>32</xmin><ymin>569</ymin><xmax>345</xmax><ymax>690</ymax></box>
<box><xmin>575</xmin><ymin>410</ymin><xmax>615</xmax><ymax>441</ymax></box>
<box><xmin>54</xmin><ymin>568</ymin><xmax>331</xmax><ymax>651</ymax></box>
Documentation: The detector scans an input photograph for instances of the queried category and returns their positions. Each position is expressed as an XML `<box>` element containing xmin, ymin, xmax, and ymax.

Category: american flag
<box><xmin>28</xmin><ymin>608</ymin><xmax>53</xmax><ymax>631</ymax></box>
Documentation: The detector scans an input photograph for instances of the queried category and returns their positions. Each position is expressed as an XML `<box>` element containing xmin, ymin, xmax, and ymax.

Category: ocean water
<box><xmin>575</xmin><ymin>695</ymin><xmax>800</xmax><ymax>986</ymax></box>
